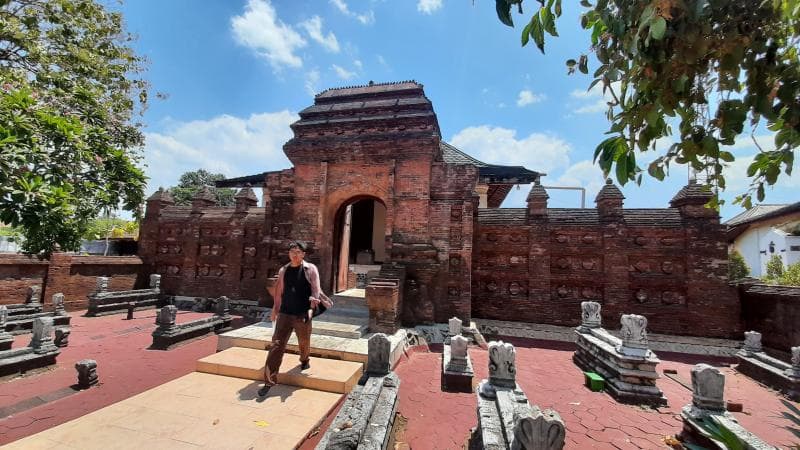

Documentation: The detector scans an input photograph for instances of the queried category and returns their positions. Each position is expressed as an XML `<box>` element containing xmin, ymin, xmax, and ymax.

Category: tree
<box><xmin>168</xmin><ymin>169</ymin><xmax>235</xmax><ymax>206</ymax></box>
<box><xmin>0</xmin><ymin>0</ymin><xmax>149</xmax><ymax>256</ymax></box>
<box><xmin>494</xmin><ymin>0</ymin><xmax>799</xmax><ymax>209</ymax></box>
<box><xmin>728</xmin><ymin>250</ymin><xmax>750</xmax><ymax>281</ymax></box>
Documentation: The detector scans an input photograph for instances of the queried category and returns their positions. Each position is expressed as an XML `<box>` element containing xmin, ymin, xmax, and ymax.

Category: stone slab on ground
<box><xmin>197</xmin><ymin>347</ymin><xmax>362</xmax><ymax>394</ymax></box>
<box><xmin>217</xmin><ymin>323</ymin><xmax>407</xmax><ymax>366</ymax></box>
<box><xmin>3</xmin><ymin>371</ymin><xmax>342</xmax><ymax>450</ymax></box>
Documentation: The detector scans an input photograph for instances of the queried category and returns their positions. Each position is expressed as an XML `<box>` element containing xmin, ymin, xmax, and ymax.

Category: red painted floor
<box><xmin>2</xmin><ymin>319</ymin><xmax>798</xmax><ymax>449</ymax></box>
<box><xmin>0</xmin><ymin>309</ymin><xmax>233</xmax><ymax>445</ymax></box>
<box><xmin>394</xmin><ymin>338</ymin><xmax>799</xmax><ymax>450</ymax></box>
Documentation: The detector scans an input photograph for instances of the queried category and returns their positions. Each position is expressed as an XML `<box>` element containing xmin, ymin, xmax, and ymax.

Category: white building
<box><xmin>726</xmin><ymin>202</ymin><xmax>800</xmax><ymax>277</ymax></box>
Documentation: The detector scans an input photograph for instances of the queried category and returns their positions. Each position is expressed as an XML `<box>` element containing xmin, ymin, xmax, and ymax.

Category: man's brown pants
<box><xmin>263</xmin><ymin>313</ymin><xmax>312</xmax><ymax>386</ymax></box>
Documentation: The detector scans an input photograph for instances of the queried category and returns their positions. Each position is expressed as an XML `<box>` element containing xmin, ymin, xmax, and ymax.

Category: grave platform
<box><xmin>197</xmin><ymin>347</ymin><xmax>362</xmax><ymax>394</ymax></box>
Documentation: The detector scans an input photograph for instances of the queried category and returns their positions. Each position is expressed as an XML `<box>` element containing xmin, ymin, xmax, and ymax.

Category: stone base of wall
<box><xmin>0</xmin><ymin>347</ymin><xmax>60</xmax><ymax>378</ymax></box>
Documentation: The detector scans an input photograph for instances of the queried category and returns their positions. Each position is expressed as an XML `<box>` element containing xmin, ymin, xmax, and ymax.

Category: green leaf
<box><xmin>554</xmin><ymin>0</ymin><xmax>562</xmax><ymax>16</ymax></box>
<box><xmin>530</xmin><ymin>12</ymin><xmax>545</xmax><ymax>52</ymax></box>
<box><xmin>521</xmin><ymin>20</ymin><xmax>532</xmax><ymax>46</ymax></box>
<box><xmin>541</xmin><ymin>6</ymin><xmax>558</xmax><ymax>36</ymax></box>
<box><xmin>580</xmin><ymin>0</ymin><xmax>592</xmax><ymax>7</ymax></box>
<box><xmin>578</xmin><ymin>54</ymin><xmax>588</xmax><ymax>74</ymax></box>
<box><xmin>649</xmin><ymin>17</ymin><xmax>666</xmax><ymax>40</ymax></box>
<box><xmin>495</xmin><ymin>0</ymin><xmax>514</xmax><ymax>27</ymax></box>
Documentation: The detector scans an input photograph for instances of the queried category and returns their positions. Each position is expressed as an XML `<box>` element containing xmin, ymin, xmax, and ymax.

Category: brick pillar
<box><xmin>43</xmin><ymin>252</ymin><xmax>73</xmax><ymax>311</ymax></box>
<box><xmin>595</xmin><ymin>180</ymin><xmax>628</xmax><ymax>321</ymax></box>
<box><xmin>366</xmin><ymin>280</ymin><xmax>401</xmax><ymax>334</ymax></box>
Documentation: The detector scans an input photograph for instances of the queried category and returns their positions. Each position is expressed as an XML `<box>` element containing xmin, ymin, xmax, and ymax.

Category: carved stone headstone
<box><xmin>0</xmin><ymin>306</ymin><xmax>12</xmax><ymax>350</ymax></box>
<box><xmin>511</xmin><ymin>410</ymin><xmax>566</xmax><ymax>450</ymax></box>
<box><xmin>449</xmin><ymin>316</ymin><xmax>463</xmax><ymax>336</ymax></box>
<box><xmin>31</xmin><ymin>317</ymin><xmax>57</xmax><ymax>353</ymax></box>
<box><xmin>0</xmin><ymin>305</ymin><xmax>7</xmax><ymax>327</ymax></box>
<box><xmin>26</xmin><ymin>285</ymin><xmax>41</xmax><ymax>305</ymax></box>
<box><xmin>55</xmin><ymin>327</ymin><xmax>71</xmax><ymax>347</ymax></box>
<box><xmin>216</xmin><ymin>296</ymin><xmax>231</xmax><ymax>318</ymax></box>
<box><xmin>579</xmin><ymin>301</ymin><xmax>602</xmax><ymax>330</ymax></box>
<box><xmin>742</xmin><ymin>331</ymin><xmax>762</xmax><ymax>354</ymax></box>
<box><xmin>787</xmin><ymin>346</ymin><xmax>800</xmax><ymax>379</ymax></box>
<box><xmin>488</xmin><ymin>340</ymin><xmax>516</xmax><ymax>388</ymax></box>
<box><xmin>157</xmin><ymin>305</ymin><xmax>178</xmax><ymax>329</ymax></box>
<box><xmin>76</xmin><ymin>359</ymin><xmax>98</xmax><ymax>388</ymax></box>
<box><xmin>366</xmin><ymin>333</ymin><xmax>390</xmax><ymax>376</ymax></box>
<box><xmin>617</xmin><ymin>314</ymin><xmax>649</xmax><ymax>358</ymax></box>
<box><xmin>450</xmin><ymin>334</ymin><xmax>468</xmax><ymax>362</ymax></box>
<box><xmin>150</xmin><ymin>274</ymin><xmax>162</xmax><ymax>290</ymax></box>
<box><xmin>95</xmin><ymin>276</ymin><xmax>110</xmax><ymax>295</ymax></box>
<box><xmin>52</xmin><ymin>293</ymin><xmax>67</xmax><ymax>316</ymax></box>
<box><xmin>691</xmin><ymin>363</ymin><xmax>726</xmax><ymax>412</ymax></box>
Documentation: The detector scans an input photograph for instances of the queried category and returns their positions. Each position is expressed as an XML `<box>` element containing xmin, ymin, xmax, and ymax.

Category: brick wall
<box><xmin>0</xmin><ymin>253</ymin><xmax>146</xmax><ymax>311</ymax></box>
<box><xmin>739</xmin><ymin>281</ymin><xmax>800</xmax><ymax>353</ymax></box>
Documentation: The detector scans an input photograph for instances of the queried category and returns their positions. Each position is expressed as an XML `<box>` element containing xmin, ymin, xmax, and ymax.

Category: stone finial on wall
<box><xmin>595</xmin><ymin>178</ymin><xmax>624</xmax><ymax>218</ymax></box>
<box><xmin>26</xmin><ymin>285</ymin><xmax>41</xmax><ymax>305</ymax></box>
<box><xmin>52</xmin><ymin>293</ymin><xmax>67</xmax><ymax>316</ymax></box>
<box><xmin>617</xmin><ymin>314</ymin><xmax>649</xmax><ymax>358</ymax></box>
<box><xmin>449</xmin><ymin>316</ymin><xmax>462</xmax><ymax>337</ymax></box>
<box><xmin>235</xmin><ymin>184</ymin><xmax>259</xmax><ymax>212</ymax></box>
<box><xmin>488</xmin><ymin>340</ymin><xmax>516</xmax><ymax>388</ymax></box>
<box><xmin>526</xmin><ymin>179</ymin><xmax>549</xmax><ymax>218</ymax></box>
<box><xmin>150</xmin><ymin>274</ymin><xmax>162</xmax><ymax>290</ymax></box>
<box><xmin>191</xmin><ymin>185</ymin><xmax>216</xmax><ymax>211</ymax></box>
<box><xmin>157</xmin><ymin>305</ymin><xmax>178</xmax><ymax>329</ymax></box>
<box><xmin>367</xmin><ymin>333</ymin><xmax>391</xmax><ymax>376</ymax></box>
<box><xmin>95</xmin><ymin>277</ymin><xmax>109</xmax><ymax>295</ymax></box>
<box><xmin>31</xmin><ymin>317</ymin><xmax>57</xmax><ymax>353</ymax></box>
<box><xmin>742</xmin><ymin>331</ymin><xmax>762</xmax><ymax>354</ymax></box>
<box><xmin>512</xmin><ymin>411</ymin><xmax>566</xmax><ymax>450</ymax></box>
<box><xmin>579</xmin><ymin>301</ymin><xmax>602</xmax><ymax>330</ymax></box>
<box><xmin>690</xmin><ymin>363</ymin><xmax>726</xmax><ymax>412</ymax></box>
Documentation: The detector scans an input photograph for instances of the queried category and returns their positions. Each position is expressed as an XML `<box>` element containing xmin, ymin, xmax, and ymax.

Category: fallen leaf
<box><xmin>253</xmin><ymin>420</ymin><xmax>270</xmax><ymax>427</ymax></box>
<box><xmin>568</xmin><ymin>402</ymin><xmax>581</xmax><ymax>406</ymax></box>
<box><xmin>212</xmin><ymin>419</ymin><xmax>219</xmax><ymax>425</ymax></box>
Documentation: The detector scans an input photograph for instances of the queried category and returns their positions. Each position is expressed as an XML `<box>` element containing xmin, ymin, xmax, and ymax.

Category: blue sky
<box><xmin>118</xmin><ymin>0</ymin><xmax>796</xmax><ymax>220</ymax></box>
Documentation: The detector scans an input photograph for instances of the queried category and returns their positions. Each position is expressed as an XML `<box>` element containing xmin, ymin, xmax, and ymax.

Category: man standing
<box><xmin>259</xmin><ymin>241</ymin><xmax>331</xmax><ymax>397</ymax></box>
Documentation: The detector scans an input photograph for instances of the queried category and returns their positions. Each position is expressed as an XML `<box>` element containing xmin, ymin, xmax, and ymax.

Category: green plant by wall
<box><xmin>765</xmin><ymin>254</ymin><xmax>785</xmax><ymax>281</ymax></box>
<box><xmin>728</xmin><ymin>251</ymin><xmax>750</xmax><ymax>281</ymax></box>
<box><xmin>778</xmin><ymin>262</ymin><xmax>800</xmax><ymax>287</ymax></box>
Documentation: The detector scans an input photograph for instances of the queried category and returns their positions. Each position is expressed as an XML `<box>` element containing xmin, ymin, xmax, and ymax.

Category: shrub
<box><xmin>765</xmin><ymin>254</ymin><xmax>785</xmax><ymax>281</ymax></box>
<box><xmin>728</xmin><ymin>251</ymin><xmax>750</xmax><ymax>281</ymax></box>
<box><xmin>778</xmin><ymin>262</ymin><xmax>800</xmax><ymax>287</ymax></box>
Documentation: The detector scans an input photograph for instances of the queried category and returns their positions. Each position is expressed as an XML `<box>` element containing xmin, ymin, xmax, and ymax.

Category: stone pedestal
<box><xmin>54</xmin><ymin>327</ymin><xmax>70</xmax><ymax>347</ymax></box>
<box><xmin>76</xmin><ymin>359</ymin><xmax>98</xmax><ymax>388</ymax></box>
<box><xmin>0</xmin><ymin>306</ymin><xmax>13</xmax><ymax>351</ymax></box>
<box><xmin>366</xmin><ymin>281</ymin><xmax>401</xmax><ymax>334</ymax></box>
<box><xmin>442</xmin><ymin>334</ymin><xmax>473</xmax><ymax>392</ymax></box>
<box><xmin>573</xmin><ymin>307</ymin><xmax>666</xmax><ymax>406</ymax></box>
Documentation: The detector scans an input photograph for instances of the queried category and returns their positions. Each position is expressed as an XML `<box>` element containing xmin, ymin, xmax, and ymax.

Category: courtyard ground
<box><xmin>1</xmin><ymin>312</ymin><xmax>797</xmax><ymax>449</ymax></box>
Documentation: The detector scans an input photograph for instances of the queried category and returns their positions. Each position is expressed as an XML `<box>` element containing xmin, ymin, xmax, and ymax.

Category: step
<box><xmin>197</xmin><ymin>347</ymin><xmax>362</xmax><ymax>394</ymax></box>
<box><xmin>218</xmin><ymin>323</ymin><xmax>408</xmax><ymax>366</ymax></box>
<box><xmin>4</xmin><ymin>371</ymin><xmax>343</xmax><ymax>450</ymax></box>
<box><xmin>312</xmin><ymin>318</ymin><xmax>368</xmax><ymax>339</ymax></box>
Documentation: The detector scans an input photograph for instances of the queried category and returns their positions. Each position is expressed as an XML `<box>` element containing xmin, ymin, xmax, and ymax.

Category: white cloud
<box><xmin>330</xmin><ymin>0</ymin><xmax>375</xmax><ymax>25</ymax></box>
<box><xmin>555</xmin><ymin>160</ymin><xmax>607</xmax><ymax>201</ymax></box>
<box><xmin>353</xmin><ymin>59</ymin><xmax>363</xmax><ymax>70</ymax></box>
<box><xmin>143</xmin><ymin>111</ymin><xmax>297</xmax><ymax>194</ymax></box>
<box><xmin>376</xmin><ymin>54</ymin><xmax>389</xmax><ymax>69</ymax></box>
<box><xmin>418</xmin><ymin>0</ymin><xmax>443</xmax><ymax>14</ymax></box>
<box><xmin>299</xmin><ymin>16</ymin><xmax>340</xmax><ymax>53</ymax></box>
<box><xmin>231</xmin><ymin>0</ymin><xmax>306</xmax><ymax>71</ymax></box>
<box><xmin>569</xmin><ymin>81</ymin><xmax>620</xmax><ymax>114</ymax></box>
<box><xmin>450</xmin><ymin>126</ymin><xmax>571</xmax><ymax>174</ymax></box>
<box><xmin>332</xmin><ymin>64</ymin><xmax>356</xmax><ymax>80</ymax></box>
<box><xmin>305</xmin><ymin>69</ymin><xmax>321</xmax><ymax>96</ymax></box>
<box><xmin>516</xmin><ymin>89</ymin><xmax>545</xmax><ymax>107</ymax></box>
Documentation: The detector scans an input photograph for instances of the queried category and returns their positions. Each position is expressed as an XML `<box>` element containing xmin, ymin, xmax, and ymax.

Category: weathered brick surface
<box><xmin>136</xmin><ymin>82</ymin><xmax>742</xmax><ymax>339</ymax></box>
<box><xmin>739</xmin><ymin>282</ymin><xmax>800</xmax><ymax>353</ymax></box>
<box><xmin>0</xmin><ymin>253</ymin><xmax>145</xmax><ymax>311</ymax></box>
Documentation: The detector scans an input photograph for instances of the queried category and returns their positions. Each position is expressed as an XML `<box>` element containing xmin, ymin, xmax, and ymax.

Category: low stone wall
<box><xmin>150</xmin><ymin>300</ymin><xmax>233</xmax><ymax>350</ymax></box>
<box><xmin>86</xmin><ymin>275</ymin><xmax>161</xmax><ymax>316</ymax></box>
<box><xmin>739</xmin><ymin>280</ymin><xmax>800</xmax><ymax>354</ymax></box>
<box><xmin>0</xmin><ymin>252</ymin><xmax>147</xmax><ymax>311</ymax></box>
<box><xmin>0</xmin><ymin>317</ymin><xmax>60</xmax><ymax>377</ymax></box>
